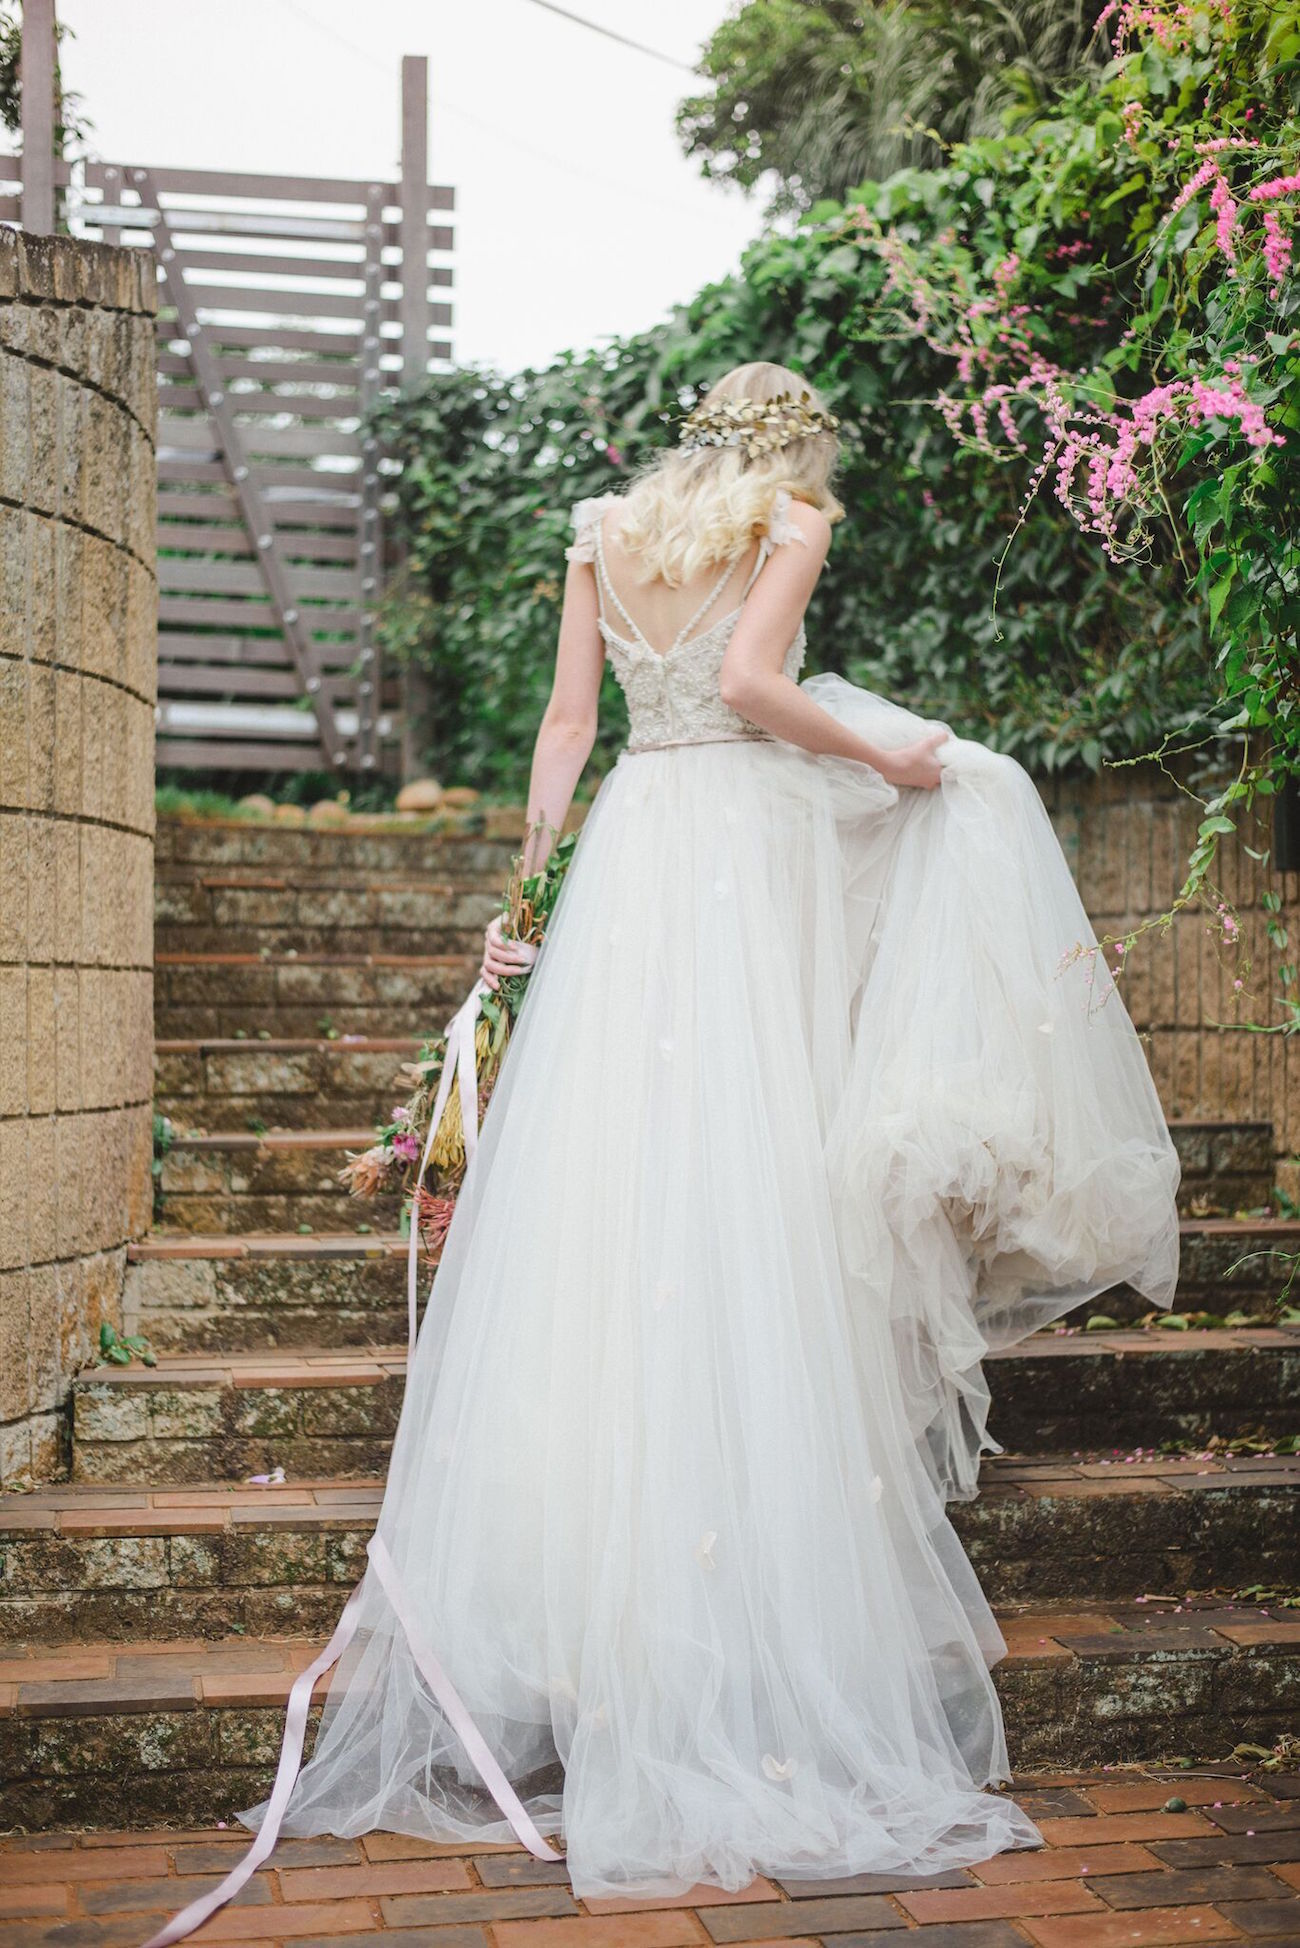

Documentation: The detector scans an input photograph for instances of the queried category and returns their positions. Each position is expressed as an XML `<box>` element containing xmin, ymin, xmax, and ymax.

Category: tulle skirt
<box><xmin>245</xmin><ymin>677</ymin><xmax>1180</xmax><ymax>1896</ymax></box>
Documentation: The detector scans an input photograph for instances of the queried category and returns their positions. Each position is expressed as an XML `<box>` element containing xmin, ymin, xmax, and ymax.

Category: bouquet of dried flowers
<box><xmin>340</xmin><ymin>821</ymin><xmax>578</xmax><ymax>1250</ymax></box>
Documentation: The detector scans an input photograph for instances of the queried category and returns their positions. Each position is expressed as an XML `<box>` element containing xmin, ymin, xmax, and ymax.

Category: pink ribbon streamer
<box><xmin>146</xmin><ymin>955</ymin><xmax>560</xmax><ymax>1946</ymax></box>
<box><xmin>407</xmin><ymin>979</ymin><xmax>489</xmax><ymax>1361</ymax></box>
<box><xmin>368</xmin><ymin>1534</ymin><xmax>564</xmax><ymax>1862</ymax></box>
<box><xmin>140</xmin><ymin>1575</ymin><xmax>371</xmax><ymax>1948</ymax></box>
<box><xmin>405</xmin><ymin>949</ymin><xmax>538</xmax><ymax>1355</ymax></box>
<box><xmin>141</xmin><ymin>1534</ymin><xmax>563</xmax><ymax>1948</ymax></box>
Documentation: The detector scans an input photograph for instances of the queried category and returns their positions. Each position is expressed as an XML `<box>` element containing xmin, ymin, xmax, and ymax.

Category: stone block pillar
<box><xmin>0</xmin><ymin>232</ymin><xmax>157</xmax><ymax>1483</ymax></box>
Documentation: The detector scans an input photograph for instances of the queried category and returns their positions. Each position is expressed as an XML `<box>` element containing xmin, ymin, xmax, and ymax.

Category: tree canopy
<box><xmin>676</xmin><ymin>0</ymin><xmax>1105</xmax><ymax>213</ymax></box>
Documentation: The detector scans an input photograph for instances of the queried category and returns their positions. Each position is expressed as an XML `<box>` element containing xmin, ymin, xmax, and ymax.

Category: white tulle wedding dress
<box><xmin>245</xmin><ymin>489</ymin><xmax>1182</xmax><ymax>1898</ymax></box>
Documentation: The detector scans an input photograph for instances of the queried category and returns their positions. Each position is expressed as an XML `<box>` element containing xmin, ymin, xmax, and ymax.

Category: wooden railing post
<box><xmin>400</xmin><ymin>56</ymin><xmax>430</xmax><ymax>391</ymax></box>
<box><xmin>20</xmin><ymin>0</ymin><xmax>57</xmax><ymax>235</ymax></box>
<box><xmin>399</xmin><ymin>53</ymin><xmax>435</xmax><ymax>780</ymax></box>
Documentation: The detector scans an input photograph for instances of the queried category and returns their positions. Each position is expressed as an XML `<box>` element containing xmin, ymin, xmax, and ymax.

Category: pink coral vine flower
<box><xmin>1098</xmin><ymin>0</ymin><xmax>1232</xmax><ymax>55</ymax></box>
<box><xmin>1167</xmin><ymin>154</ymin><xmax>1296</xmax><ymax>292</ymax></box>
<box><xmin>1209</xmin><ymin>173</ymin><xmax>1239</xmax><ymax>265</ymax></box>
<box><xmin>850</xmin><ymin>0</ymin><xmax>1288</xmax><ymax>567</ymax></box>
<box><xmin>1249</xmin><ymin>172</ymin><xmax>1300</xmax><ymax>202</ymax></box>
<box><xmin>1262</xmin><ymin>212</ymin><xmax>1292</xmax><ymax>295</ymax></box>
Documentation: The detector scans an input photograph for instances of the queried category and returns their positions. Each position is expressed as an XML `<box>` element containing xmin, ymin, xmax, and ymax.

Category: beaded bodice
<box><xmin>600</xmin><ymin>616</ymin><xmax>807</xmax><ymax>751</ymax></box>
<box><xmin>568</xmin><ymin>490</ymin><xmax>809</xmax><ymax>752</ymax></box>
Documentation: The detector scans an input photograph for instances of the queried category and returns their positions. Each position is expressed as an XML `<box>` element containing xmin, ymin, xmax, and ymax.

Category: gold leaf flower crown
<box><xmin>677</xmin><ymin>388</ymin><xmax>840</xmax><ymax>459</ymax></box>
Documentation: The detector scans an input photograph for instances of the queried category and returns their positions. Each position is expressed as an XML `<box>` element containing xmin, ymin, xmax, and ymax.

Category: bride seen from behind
<box><xmin>150</xmin><ymin>356</ymin><xmax>1180</xmax><ymax>1945</ymax></box>
<box><xmin>317</xmin><ymin>353</ymin><xmax>1176</xmax><ymax>1877</ymax></box>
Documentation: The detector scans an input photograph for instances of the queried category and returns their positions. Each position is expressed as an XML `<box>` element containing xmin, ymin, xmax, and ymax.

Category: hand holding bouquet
<box><xmin>340</xmin><ymin>820</ymin><xmax>578</xmax><ymax>1254</ymax></box>
<box><xmin>480</xmin><ymin>915</ymin><xmax>538</xmax><ymax>991</ymax></box>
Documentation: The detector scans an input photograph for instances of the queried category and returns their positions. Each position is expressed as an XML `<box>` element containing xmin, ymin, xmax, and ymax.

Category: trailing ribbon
<box><xmin>407</xmin><ymin>978</ymin><xmax>489</xmax><ymax>1361</ymax></box>
<box><xmin>405</xmin><ymin>949</ymin><xmax>538</xmax><ymax>1358</ymax></box>
<box><xmin>145</xmin><ymin>962</ymin><xmax>561</xmax><ymax>1947</ymax></box>
<box><xmin>368</xmin><ymin>1534</ymin><xmax>563</xmax><ymax>1862</ymax></box>
<box><xmin>140</xmin><ymin>1576</ymin><xmax>371</xmax><ymax>1948</ymax></box>
<box><xmin>141</xmin><ymin>1535</ymin><xmax>563</xmax><ymax>1948</ymax></box>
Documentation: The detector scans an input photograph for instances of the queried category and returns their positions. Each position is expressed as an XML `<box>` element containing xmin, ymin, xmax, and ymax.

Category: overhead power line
<box><xmin>277</xmin><ymin>0</ymin><xmax>693</xmax><ymax>75</ymax></box>
<box><xmin>514</xmin><ymin>0</ymin><xmax>695</xmax><ymax>72</ymax></box>
<box><xmin>271</xmin><ymin>0</ymin><xmax>706</xmax><ymax>216</ymax></box>
<box><xmin>274</xmin><ymin>0</ymin><xmax>391</xmax><ymax>76</ymax></box>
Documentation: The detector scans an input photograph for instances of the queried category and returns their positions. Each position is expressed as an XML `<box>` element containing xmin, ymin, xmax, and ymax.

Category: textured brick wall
<box><xmin>0</xmin><ymin>232</ymin><xmax>157</xmax><ymax>1483</ymax></box>
<box><xmin>1041</xmin><ymin>767</ymin><xmax>1300</xmax><ymax>1201</ymax></box>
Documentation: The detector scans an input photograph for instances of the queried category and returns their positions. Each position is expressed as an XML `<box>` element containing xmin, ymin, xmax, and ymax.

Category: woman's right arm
<box><xmin>519</xmin><ymin>553</ymin><xmax>605</xmax><ymax>870</ymax></box>
<box><xmin>481</xmin><ymin>554</ymin><xmax>604</xmax><ymax>990</ymax></box>
<box><xmin>718</xmin><ymin>503</ymin><xmax>947</xmax><ymax>790</ymax></box>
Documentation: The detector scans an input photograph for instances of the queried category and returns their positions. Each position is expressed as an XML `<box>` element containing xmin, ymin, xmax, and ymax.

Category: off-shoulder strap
<box><xmin>567</xmin><ymin>494</ymin><xmax>626</xmax><ymax>637</ymax></box>
<box><xmin>739</xmin><ymin>489</ymin><xmax>809</xmax><ymax>599</ymax></box>
<box><xmin>565</xmin><ymin>493</ymin><xmax>622</xmax><ymax>566</ymax></box>
<box><xmin>766</xmin><ymin>488</ymin><xmax>809</xmax><ymax>550</ymax></box>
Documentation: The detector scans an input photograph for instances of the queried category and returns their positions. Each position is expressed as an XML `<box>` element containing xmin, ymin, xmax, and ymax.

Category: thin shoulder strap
<box><xmin>669</xmin><ymin>557</ymin><xmax>742</xmax><ymax>652</ymax></box>
<box><xmin>592</xmin><ymin>515</ymin><xmax>653</xmax><ymax>650</ymax></box>
<box><xmin>588</xmin><ymin>531</ymin><xmax>609</xmax><ymax>627</ymax></box>
<box><xmin>737</xmin><ymin>493</ymin><xmax>804</xmax><ymax>602</ymax></box>
<box><xmin>739</xmin><ymin>537</ymin><xmax>772</xmax><ymax>602</ymax></box>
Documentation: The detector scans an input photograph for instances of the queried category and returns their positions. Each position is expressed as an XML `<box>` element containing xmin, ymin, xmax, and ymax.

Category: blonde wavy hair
<box><xmin>617</xmin><ymin>361</ymin><xmax>844</xmax><ymax>586</ymax></box>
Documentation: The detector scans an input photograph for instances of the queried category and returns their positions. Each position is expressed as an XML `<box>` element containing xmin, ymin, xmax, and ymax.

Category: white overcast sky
<box><xmin>56</xmin><ymin>0</ymin><xmax>767</xmax><ymax>375</ymax></box>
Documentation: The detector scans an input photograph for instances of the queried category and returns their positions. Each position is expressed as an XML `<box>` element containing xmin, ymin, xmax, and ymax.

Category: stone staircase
<box><xmin>66</xmin><ymin>1333</ymin><xmax>1300</xmax><ymax>1486</ymax></box>
<box><xmin>1</xmin><ymin>813</ymin><xmax>1298</xmax><ymax>1833</ymax></box>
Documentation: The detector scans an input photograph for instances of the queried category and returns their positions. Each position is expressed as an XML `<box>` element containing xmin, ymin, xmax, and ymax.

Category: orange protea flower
<box><xmin>339</xmin><ymin>1143</ymin><xmax>393</xmax><ymax>1196</ymax></box>
<box><xmin>416</xmin><ymin>1188</ymin><xmax>457</xmax><ymax>1256</ymax></box>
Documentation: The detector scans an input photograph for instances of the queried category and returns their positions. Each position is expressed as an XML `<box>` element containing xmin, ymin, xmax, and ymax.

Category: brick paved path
<box><xmin>2</xmin><ymin>1765</ymin><xmax>1298</xmax><ymax>1947</ymax></box>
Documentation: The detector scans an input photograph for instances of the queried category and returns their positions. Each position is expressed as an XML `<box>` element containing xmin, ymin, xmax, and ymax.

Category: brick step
<box><xmin>6</xmin><ymin>1773</ymin><xmax>1300</xmax><ymax>1947</ymax></box>
<box><xmin>157</xmin><ymin>920</ymin><xmax>491</xmax><ymax>961</ymax></box>
<box><xmin>156</xmin><ymin>816</ymin><xmax>521</xmax><ymax>882</ymax></box>
<box><xmin>71</xmin><ymin>1332</ymin><xmax>1300</xmax><ymax>1486</ymax></box>
<box><xmin>983</xmin><ymin>1327</ymin><xmax>1300</xmax><ymax>1454</ymax></box>
<box><xmin>123</xmin><ymin>1223</ymin><xmax>1300</xmax><ymax>1360</ymax></box>
<box><xmin>2</xmin><ymin>1597</ymin><xmax>1298</xmax><ymax>1826</ymax></box>
<box><xmin>3</xmin><ymin>1457</ymin><xmax>1298</xmax><ymax>1645</ymax></box>
<box><xmin>147</xmin><ymin>1101</ymin><xmax>1284</xmax><ymax>1236</ymax></box>
<box><xmin>1150</xmin><ymin>1216</ymin><xmax>1300</xmax><ymax>1313</ymax></box>
<box><xmin>156</xmin><ymin>867</ymin><xmax>505</xmax><ymax>909</ymax></box>
<box><xmin>969</xmin><ymin>1450</ymin><xmax>1300</xmax><ymax>1603</ymax></box>
<box><xmin>155</xmin><ymin>1037</ymin><xmax>421</xmax><ymax>1134</ymax></box>
<box><xmin>148</xmin><ymin>1094</ymin><xmax>1283</xmax><ymax>1222</ymax></box>
<box><xmin>1175</xmin><ymin>1119</ymin><xmax>1275</xmax><ymax>1217</ymax></box>
<box><xmin>72</xmin><ymin>1349</ymin><xmax>408</xmax><ymax>1484</ymax></box>
<box><xmin>124</xmin><ymin>1235</ymin><xmax>411</xmax><ymax>1352</ymax></box>
<box><xmin>154</xmin><ymin>1131</ymin><xmax>400</xmax><ymax>1235</ymax></box>
<box><xmin>154</xmin><ymin>954</ymin><xmax>479</xmax><ymax>1041</ymax></box>
<box><xmin>0</xmin><ymin>1480</ymin><xmax>380</xmax><ymax>1644</ymax></box>
<box><xmin>155</xmin><ymin>871</ymin><xmax>499</xmax><ymax>962</ymax></box>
